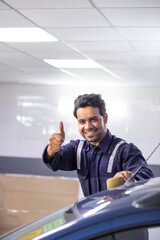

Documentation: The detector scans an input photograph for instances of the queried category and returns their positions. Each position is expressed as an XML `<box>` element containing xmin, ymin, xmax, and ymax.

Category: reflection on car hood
<box><xmin>75</xmin><ymin>177</ymin><xmax>160</xmax><ymax>218</ymax></box>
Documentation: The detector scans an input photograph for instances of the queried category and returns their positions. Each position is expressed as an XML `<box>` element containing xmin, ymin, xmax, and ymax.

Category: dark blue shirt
<box><xmin>43</xmin><ymin>129</ymin><xmax>154</xmax><ymax>196</ymax></box>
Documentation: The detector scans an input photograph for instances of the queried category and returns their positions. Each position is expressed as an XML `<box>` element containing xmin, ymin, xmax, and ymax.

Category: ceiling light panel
<box><xmin>0</xmin><ymin>28</ymin><xmax>58</xmax><ymax>42</ymax></box>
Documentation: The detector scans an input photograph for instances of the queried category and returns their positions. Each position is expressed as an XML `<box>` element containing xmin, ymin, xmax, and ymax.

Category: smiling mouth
<box><xmin>84</xmin><ymin>129</ymin><xmax>97</xmax><ymax>137</ymax></box>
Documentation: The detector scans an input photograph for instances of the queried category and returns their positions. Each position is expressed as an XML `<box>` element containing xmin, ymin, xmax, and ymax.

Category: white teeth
<box><xmin>85</xmin><ymin>130</ymin><xmax>95</xmax><ymax>135</ymax></box>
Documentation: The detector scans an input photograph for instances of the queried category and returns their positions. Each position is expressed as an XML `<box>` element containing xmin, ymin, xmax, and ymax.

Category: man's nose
<box><xmin>85</xmin><ymin>121</ymin><xmax>92</xmax><ymax>129</ymax></box>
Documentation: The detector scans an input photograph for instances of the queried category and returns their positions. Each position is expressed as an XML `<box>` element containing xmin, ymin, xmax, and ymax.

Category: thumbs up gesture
<box><xmin>47</xmin><ymin>121</ymin><xmax>65</xmax><ymax>159</ymax></box>
<box><xmin>59</xmin><ymin>121</ymin><xmax>65</xmax><ymax>141</ymax></box>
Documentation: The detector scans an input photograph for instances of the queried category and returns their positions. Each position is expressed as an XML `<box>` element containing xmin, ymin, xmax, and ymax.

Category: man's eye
<box><xmin>78</xmin><ymin>120</ymin><xmax>85</xmax><ymax>124</ymax></box>
<box><xmin>91</xmin><ymin>118</ymin><xmax>98</xmax><ymax>122</ymax></box>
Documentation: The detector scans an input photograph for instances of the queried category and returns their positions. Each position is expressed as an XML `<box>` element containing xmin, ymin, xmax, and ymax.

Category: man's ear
<box><xmin>103</xmin><ymin>113</ymin><xmax>108</xmax><ymax>124</ymax></box>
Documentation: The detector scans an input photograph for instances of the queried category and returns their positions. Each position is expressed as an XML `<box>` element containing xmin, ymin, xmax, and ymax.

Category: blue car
<box><xmin>1</xmin><ymin>177</ymin><xmax>160</xmax><ymax>240</ymax></box>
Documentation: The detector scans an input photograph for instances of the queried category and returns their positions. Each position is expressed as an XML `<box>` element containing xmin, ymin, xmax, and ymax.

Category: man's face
<box><xmin>76</xmin><ymin>106</ymin><xmax>108</xmax><ymax>146</ymax></box>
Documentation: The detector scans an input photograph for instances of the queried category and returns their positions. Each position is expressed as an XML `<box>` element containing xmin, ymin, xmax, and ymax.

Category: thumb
<box><xmin>59</xmin><ymin>121</ymin><xmax>65</xmax><ymax>139</ymax></box>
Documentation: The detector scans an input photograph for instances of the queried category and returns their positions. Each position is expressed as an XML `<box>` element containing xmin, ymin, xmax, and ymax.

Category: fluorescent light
<box><xmin>0</xmin><ymin>28</ymin><xmax>58</xmax><ymax>42</ymax></box>
<box><xmin>43</xmin><ymin>59</ymin><xmax>103</xmax><ymax>69</ymax></box>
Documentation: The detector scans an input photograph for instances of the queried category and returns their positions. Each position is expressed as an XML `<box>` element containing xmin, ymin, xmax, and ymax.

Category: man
<box><xmin>43</xmin><ymin>94</ymin><xmax>154</xmax><ymax>196</ymax></box>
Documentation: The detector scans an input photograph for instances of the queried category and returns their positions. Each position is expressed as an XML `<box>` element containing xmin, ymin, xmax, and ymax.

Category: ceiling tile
<box><xmin>0</xmin><ymin>43</ymin><xmax>17</xmax><ymax>52</ymax></box>
<box><xmin>138</xmin><ymin>52</ymin><xmax>160</xmax><ymax>65</ymax></box>
<box><xmin>93</xmin><ymin>0</ymin><xmax>160</xmax><ymax>7</ymax></box>
<box><xmin>101</xmin><ymin>8</ymin><xmax>160</xmax><ymax>27</ymax></box>
<box><xmin>0</xmin><ymin>2</ymin><xmax>10</xmax><ymax>9</ymax></box>
<box><xmin>61</xmin><ymin>68</ymin><xmax>125</xmax><ymax>85</ymax></box>
<box><xmin>5</xmin><ymin>0</ymin><xmax>92</xmax><ymax>9</ymax></box>
<box><xmin>117</xmin><ymin>27</ymin><xmax>160</xmax><ymax>40</ymax></box>
<box><xmin>130</xmin><ymin>41</ymin><xmax>160</xmax><ymax>51</ymax></box>
<box><xmin>6</xmin><ymin>43</ymin><xmax>85</xmax><ymax>60</ymax></box>
<box><xmin>19</xmin><ymin>9</ymin><xmax>110</xmax><ymax>28</ymax></box>
<box><xmin>0</xmin><ymin>10</ymin><xmax>35</xmax><ymax>27</ymax></box>
<box><xmin>27</xmin><ymin>50</ymin><xmax>85</xmax><ymax>60</ymax></box>
<box><xmin>6</xmin><ymin>42</ymin><xmax>75</xmax><ymax>52</ymax></box>
<box><xmin>82</xmin><ymin>51</ymin><xmax>139</xmax><ymax>61</ymax></box>
<box><xmin>0</xmin><ymin>52</ymin><xmax>45</xmax><ymax>68</ymax></box>
<box><xmin>66</xmin><ymin>41</ymin><xmax>134</xmax><ymax>51</ymax></box>
<box><xmin>46</xmin><ymin>27</ymin><xmax>123</xmax><ymax>41</ymax></box>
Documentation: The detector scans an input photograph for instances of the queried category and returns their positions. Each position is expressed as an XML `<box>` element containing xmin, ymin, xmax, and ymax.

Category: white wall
<box><xmin>0</xmin><ymin>83</ymin><xmax>160</xmax><ymax>164</ymax></box>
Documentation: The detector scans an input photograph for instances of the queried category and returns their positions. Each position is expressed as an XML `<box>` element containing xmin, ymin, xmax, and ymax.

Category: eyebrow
<box><xmin>78</xmin><ymin>116</ymin><xmax>99</xmax><ymax>122</ymax></box>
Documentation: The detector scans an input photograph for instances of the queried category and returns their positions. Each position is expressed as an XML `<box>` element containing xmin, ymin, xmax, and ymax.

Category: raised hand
<box><xmin>46</xmin><ymin>121</ymin><xmax>65</xmax><ymax>159</ymax></box>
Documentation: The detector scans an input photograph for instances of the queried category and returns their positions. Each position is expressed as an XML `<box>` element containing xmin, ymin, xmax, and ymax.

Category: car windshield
<box><xmin>0</xmin><ymin>204</ymin><xmax>78</xmax><ymax>240</ymax></box>
<box><xmin>1</xmin><ymin>189</ymin><xmax>126</xmax><ymax>240</ymax></box>
<box><xmin>0</xmin><ymin>186</ymin><xmax>138</xmax><ymax>240</ymax></box>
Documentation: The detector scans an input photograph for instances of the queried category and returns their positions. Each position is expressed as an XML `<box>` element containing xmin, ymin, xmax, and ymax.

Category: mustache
<box><xmin>84</xmin><ymin>128</ymin><xmax>97</xmax><ymax>132</ymax></box>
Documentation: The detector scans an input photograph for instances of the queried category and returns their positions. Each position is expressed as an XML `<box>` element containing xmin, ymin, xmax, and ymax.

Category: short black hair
<box><xmin>73</xmin><ymin>93</ymin><xmax>106</xmax><ymax>118</ymax></box>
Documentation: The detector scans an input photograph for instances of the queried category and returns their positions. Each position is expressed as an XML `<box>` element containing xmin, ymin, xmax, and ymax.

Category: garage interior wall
<box><xmin>0</xmin><ymin>83</ymin><xmax>160</xmax><ymax>235</ymax></box>
<box><xmin>0</xmin><ymin>83</ymin><xmax>160</xmax><ymax>164</ymax></box>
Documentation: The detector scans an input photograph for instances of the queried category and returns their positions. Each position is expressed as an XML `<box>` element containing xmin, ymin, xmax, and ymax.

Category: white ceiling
<box><xmin>0</xmin><ymin>0</ymin><xmax>160</xmax><ymax>87</ymax></box>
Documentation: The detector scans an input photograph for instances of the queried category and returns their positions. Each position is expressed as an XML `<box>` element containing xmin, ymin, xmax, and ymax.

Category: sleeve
<box><xmin>42</xmin><ymin>140</ymin><xmax>78</xmax><ymax>172</ymax></box>
<box><xmin>121</xmin><ymin>143</ymin><xmax>154</xmax><ymax>180</ymax></box>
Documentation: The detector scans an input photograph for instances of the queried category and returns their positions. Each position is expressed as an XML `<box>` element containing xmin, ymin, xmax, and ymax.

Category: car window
<box><xmin>91</xmin><ymin>226</ymin><xmax>160</xmax><ymax>240</ymax></box>
<box><xmin>0</xmin><ymin>206</ymin><xmax>78</xmax><ymax>240</ymax></box>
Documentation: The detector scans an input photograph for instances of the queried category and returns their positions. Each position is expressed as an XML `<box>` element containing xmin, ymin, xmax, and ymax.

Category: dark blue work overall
<box><xmin>43</xmin><ymin>129</ymin><xmax>154</xmax><ymax>196</ymax></box>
